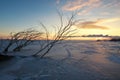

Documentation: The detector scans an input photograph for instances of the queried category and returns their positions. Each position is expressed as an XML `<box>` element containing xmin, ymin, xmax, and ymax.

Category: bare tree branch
<box><xmin>33</xmin><ymin>12</ymin><xmax>79</xmax><ymax>58</ymax></box>
<box><xmin>2</xmin><ymin>28</ymin><xmax>43</xmax><ymax>54</ymax></box>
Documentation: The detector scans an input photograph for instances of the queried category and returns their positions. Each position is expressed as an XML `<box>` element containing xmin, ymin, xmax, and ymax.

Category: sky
<box><xmin>0</xmin><ymin>0</ymin><xmax>120</xmax><ymax>38</ymax></box>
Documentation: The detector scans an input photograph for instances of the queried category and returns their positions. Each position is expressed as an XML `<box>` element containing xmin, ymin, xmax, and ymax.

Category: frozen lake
<box><xmin>0</xmin><ymin>40</ymin><xmax>120</xmax><ymax>80</ymax></box>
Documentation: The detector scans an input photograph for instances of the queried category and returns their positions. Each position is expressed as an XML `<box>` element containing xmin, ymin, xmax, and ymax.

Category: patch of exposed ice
<box><xmin>108</xmin><ymin>55</ymin><xmax>120</xmax><ymax>64</ymax></box>
<box><xmin>0</xmin><ymin>74</ymin><xmax>16</xmax><ymax>80</ymax></box>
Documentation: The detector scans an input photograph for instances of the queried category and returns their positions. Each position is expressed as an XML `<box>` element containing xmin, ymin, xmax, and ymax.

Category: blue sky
<box><xmin>0</xmin><ymin>0</ymin><xmax>57</xmax><ymax>33</ymax></box>
<box><xmin>0</xmin><ymin>0</ymin><xmax>120</xmax><ymax>38</ymax></box>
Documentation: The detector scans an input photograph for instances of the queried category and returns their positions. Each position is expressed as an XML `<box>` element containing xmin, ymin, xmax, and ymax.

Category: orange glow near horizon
<box><xmin>67</xmin><ymin>37</ymin><xmax>111</xmax><ymax>41</ymax></box>
<box><xmin>0</xmin><ymin>16</ymin><xmax>120</xmax><ymax>40</ymax></box>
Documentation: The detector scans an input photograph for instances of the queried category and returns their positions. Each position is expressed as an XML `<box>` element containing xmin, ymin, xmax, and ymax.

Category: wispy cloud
<box><xmin>56</xmin><ymin>0</ymin><xmax>61</xmax><ymax>4</ymax></box>
<box><xmin>62</xmin><ymin>0</ymin><xmax>101</xmax><ymax>11</ymax></box>
<box><xmin>77</xmin><ymin>21</ymin><xmax>108</xmax><ymax>30</ymax></box>
<box><xmin>76</xmin><ymin>18</ymin><xmax>120</xmax><ymax>29</ymax></box>
<box><xmin>58</xmin><ymin>0</ymin><xmax>120</xmax><ymax>15</ymax></box>
<box><xmin>98</xmin><ymin>18</ymin><xmax>120</xmax><ymax>23</ymax></box>
<box><xmin>102</xmin><ymin>0</ymin><xmax>120</xmax><ymax>8</ymax></box>
<box><xmin>79</xmin><ymin>24</ymin><xmax>108</xmax><ymax>29</ymax></box>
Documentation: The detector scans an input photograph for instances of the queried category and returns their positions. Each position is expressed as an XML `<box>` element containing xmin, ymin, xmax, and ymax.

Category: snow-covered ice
<box><xmin>0</xmin><ymin>40</ymin><xmax>120</xmax><ymax>80</ymax></box>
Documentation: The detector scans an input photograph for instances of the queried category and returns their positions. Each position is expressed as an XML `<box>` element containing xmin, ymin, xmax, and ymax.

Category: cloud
<box><xmin>79</xmin><ymin>24</ymin><xmax>108</xmax><ymax>29</ymax></box>
<box><xmin>62</xmin><ymin>0</ymin><xmax>101</xmax><ymax>11</ymax></box>
<box><xmin>98</xmin><ymin>18</ymin><xmax>120</xmax><ymax>23</ymax></box>
<box><xmin>102</xmin><ymin>0</ymin><xmax>120</xmax><ymax>8</ymax></box>
<box><xmin>76</xmin><ymin>20</ymin><xmax>109</xmax><ymax>30</ymax></box>
<box><xmin>76</xmin><ymin>18</ymin><xmax>120</xmax><ymax>30</ymax></box>
<box><xmin>58</xmin><ymin>0</ymin><xmax>120</xmax><ymax>15</ymax></box>
<box><xmin>61</xmin><ymin>0</ymin><xmax>120</xmax><ymax>11</ymax></box>
<box><xmin>56</xmin><ymin>0</ymin><xmax>60</xmax><ymax>4</ymax></box>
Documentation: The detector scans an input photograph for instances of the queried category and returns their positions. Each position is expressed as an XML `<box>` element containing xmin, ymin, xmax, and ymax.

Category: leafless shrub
<box><xmin>0</xmin><ymin>12</ymin><xmax>79</xmax><ymax>59</ymax></box>
<box><xmin>2</xmin><ymin>28</ymin><xmax>43</xmax><ymax>54</ymax></box>
<box><xmin>13</xmin><ymin>29</ymin><xmax>43</xmax><ymax>52</ymax></box>
<box><xmin>33</xmin><ymin>12</ymin><xmax>79</xmax><ymax>58</ymax></box>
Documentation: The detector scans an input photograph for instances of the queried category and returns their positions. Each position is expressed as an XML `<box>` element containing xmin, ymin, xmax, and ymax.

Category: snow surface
<box><xmin>0</xmin><ymin>40</ymin><xmax>120</xmax><ymax>80</ymax></box>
